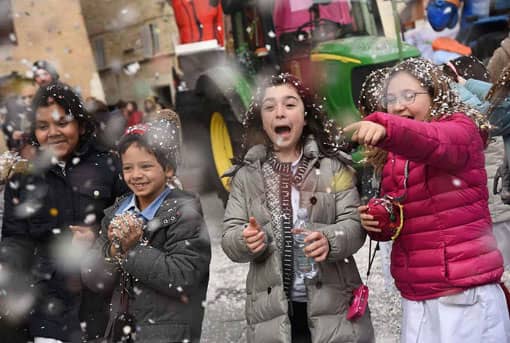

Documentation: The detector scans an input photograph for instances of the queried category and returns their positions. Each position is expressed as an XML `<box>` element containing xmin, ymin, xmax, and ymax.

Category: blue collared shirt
<box><xmin>115</xmin><ymin>186</ymin><xmax>171</xmax><ymax>221</ymax></box>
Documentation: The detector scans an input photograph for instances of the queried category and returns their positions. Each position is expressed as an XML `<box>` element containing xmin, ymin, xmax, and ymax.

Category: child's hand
<box><xmin>119</xmin><ymin>224</ymin><xmax>143</xmax><ymax>252</ymax></box>
<box><xmin>303</xmin><ymin>231</ymin><xmax>329</xmax><ymax>262</ymax></box>
<box><xmin>243</xmin><ymin>217</ymin><xmax>266</xmax><ymax>253</ymax></box>
<box><xmin>344</xmin><ymin>121</ymin><xmax>386</xmax><ymax>147</ymax></box>
<box><xmin>69</xmin><ymin>225</ymin><xmax>96</xmax><ymax>249</ymax></box>
<box><xmin>358</xmin><ymin>205</ymin><xmax>382</xmax><ymax>233</ymax></box>
<box><xmin>108</xmin><ymin>213</ymin><xmax>144</xmax><ymax>254</ymax></box>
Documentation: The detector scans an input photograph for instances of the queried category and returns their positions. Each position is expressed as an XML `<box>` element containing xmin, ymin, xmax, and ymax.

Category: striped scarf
<box><xmin>262</xmin><ymin>153</ymin><xmax>311</xmax><ymax>300</ymax></box>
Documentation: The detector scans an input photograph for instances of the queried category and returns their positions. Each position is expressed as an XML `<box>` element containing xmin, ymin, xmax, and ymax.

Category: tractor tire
<box><xmin>176</xmin><ymin>90</ymin><xmax>213</xmax><ymax>194</ymax></box>
<box><xmin>205</xmin><ymin>101</ymin><xmax>243</xmax><ymax>206</ymax></box>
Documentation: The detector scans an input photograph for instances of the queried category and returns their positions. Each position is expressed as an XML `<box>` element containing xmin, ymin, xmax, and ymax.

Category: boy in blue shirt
<box><xmin>83</xmin><ymin>116</ymin><xmax>211</xmax><ymax>343</ymax></box>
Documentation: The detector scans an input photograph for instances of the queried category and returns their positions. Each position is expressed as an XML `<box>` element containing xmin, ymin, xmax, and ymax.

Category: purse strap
<box><xmin>366</xmin><ymin>159</ymin><xmax>409</xmax><ymax>285</ymax></box>
<box><xmin>120</xmin><ymin>271</ymin><xmax>131</xmax><ymax>313</ymax></box>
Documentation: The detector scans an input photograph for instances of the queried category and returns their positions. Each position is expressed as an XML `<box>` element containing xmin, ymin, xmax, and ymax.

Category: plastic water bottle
<box><xmin>293</xmin><ymin>208</ymin><xmax>317</xmax><ymax>279</ymax></box>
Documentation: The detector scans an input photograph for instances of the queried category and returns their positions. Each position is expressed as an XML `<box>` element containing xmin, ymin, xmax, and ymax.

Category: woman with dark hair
<box><xmin>222</xmin><ymin>73</ymin><xmax>374</xmax><ymax>343</ymax></box>
<box><xmin>0</xmin><ymin>81</ymin><xmax>127</xmax><ymax>342</ymax></box>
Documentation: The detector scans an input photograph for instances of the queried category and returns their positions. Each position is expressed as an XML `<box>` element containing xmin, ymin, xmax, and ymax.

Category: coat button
<box><xmin>310</xmin><ymin>196</ymin><xmax>317</xmax><ymax>205</ymax></box>
<box><xmin>316</xmin><ymin>281</ymin><xmax>322</xmax><ymax>289</ymax></box>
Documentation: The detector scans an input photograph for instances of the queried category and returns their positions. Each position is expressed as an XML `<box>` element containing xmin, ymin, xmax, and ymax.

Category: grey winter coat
<box><xmin>222</xmin><ymin>138</ymin><xmax>375</xmax><ymax>343</ymax></box>
<box><xmin>83</xmin><ymin>189</ymin><xmax>211</xmax><ymax>343</ymax></box>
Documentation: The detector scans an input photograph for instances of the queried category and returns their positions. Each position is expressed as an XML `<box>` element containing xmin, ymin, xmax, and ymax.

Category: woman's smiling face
<box><xmin>261</xmin><ymin>84</ymin><xmax>305</xmax><ymax>159</ymax></box>
<box><xmin>35</xmin><ymin>103</ymin><xmax>82</xmax><ymax>161</ymax></box>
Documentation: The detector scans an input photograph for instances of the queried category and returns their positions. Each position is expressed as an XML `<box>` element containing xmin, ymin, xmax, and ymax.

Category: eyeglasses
<box><xmin>382</xmin><ymin>90</ymin><xmax>429</xmax><ymax>108</ymax></box>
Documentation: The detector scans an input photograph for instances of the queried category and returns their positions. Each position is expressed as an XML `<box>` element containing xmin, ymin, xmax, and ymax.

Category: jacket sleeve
<box><xmin>489</xmin><ymin>97</ymin><xmax>510</xmax><ymax>137</ymax></box>
<box><xmin>81</xmin><ymin>214</ymin><xmax>120</xmax><ymax>293</ymax></box>
<box><xmin>463</xmin><ymin>79</ymin><xmax>492</xmax><ymax>102</ymax></box>
<box><xmin>453</xmin><ymin>81</ymin><xmax>490</xmax><ymax>113</ymax></box>
<box><xmin>315</xmin><ymin>163</ymin><xmax>366</xmax><ymax>262</ymax></box>
<box><xmin>365</xmin><ymin>112</ymin><xmax>481</xmax><ymax>171</ymax></box>
<box><xmin>121</xmin><ymin>197</ymin><xmax>211</xmax><ymax>298</ymax></box>
<box><xmin>222</xmin><ymin>168</ymin><xmax>271</xmax><ymax>263</ymax></box>
<box><xmin>0</xmin><ymin>177</ymin><xmax>35</xmax><ymax>270</ymax></box>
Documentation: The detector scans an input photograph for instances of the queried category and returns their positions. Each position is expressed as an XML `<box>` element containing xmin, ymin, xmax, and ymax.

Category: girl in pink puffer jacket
<box><xmin>345</xmin><ymin>58</ymin><xmax>510</xmax><ymax>343</ymax></box>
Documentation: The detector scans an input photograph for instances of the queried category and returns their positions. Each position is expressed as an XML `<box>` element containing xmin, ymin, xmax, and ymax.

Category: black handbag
<box><xmin>111</xmin><ymin>273</ymin><xmax>137</xmax><ymax>343</ymax></box>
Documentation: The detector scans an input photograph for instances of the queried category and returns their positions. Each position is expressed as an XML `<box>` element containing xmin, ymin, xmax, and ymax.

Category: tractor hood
<box><xmin>311</xmin><ymin>36</ymin><xmax>420</xmax><ymax>65</ymax></box>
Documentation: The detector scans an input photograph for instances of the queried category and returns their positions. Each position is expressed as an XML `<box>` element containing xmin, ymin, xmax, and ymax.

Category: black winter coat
<box><xmin>0</xmin><ymin>141</ymin><xmax>127</xmax><ymax>342</ymax></box>
<box><xmin>83</xmin><ymin>189</ymin><xmax>211</xmax><ymax>343</ymax></box>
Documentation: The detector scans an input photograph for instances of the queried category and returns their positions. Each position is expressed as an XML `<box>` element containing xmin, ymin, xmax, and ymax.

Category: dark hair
<box><xmin>30</xmin><ymin>81</ymin><xmax>95</xmax><ymax>146</ymax></box>
<box><xmin>118</xmin><ymin>133</ymin><xmax>175</xmax><ymax>171</ymax></box>
<box><xmin>127</xmin><ymin>100</ymin><xmax>138</xmax><ymax>111</ymax></box>
<box><xmin>116</xmin><ymin>99</ymin><xmax>127</xmax><ymax>109</ymax></box>
<box><xmin>358</xmin><ymin>67</ymin><xmax>390</xmax><ymax>117</ymax></box>
<box><xmin>32</xmin><ymin>60</ymin><xmax>60</xmax><ymax>81</ymax></box>
<box><xmin>442</xmin><ymin>55</ymin><xmax>490</xmax><ymax>82</ymax></box>
<box><xmin>358</xmin><ymin>67</ymin><xmax>390</xmax><ymax>174</ymax></box>
<box><xmin>237</xmin><ymin>73</ymin><xmax>347</xmax><ymax>163</ymax></box>
<box><xmin>486</xmin><ymin>63</ymin><xmax>510</xmax><ymax>114</ymax></box>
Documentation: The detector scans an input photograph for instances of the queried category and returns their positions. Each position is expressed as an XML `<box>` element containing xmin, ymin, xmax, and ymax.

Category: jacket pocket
<box><xmin>307</xmin><ymin>192</ymin><xmax>336</xmax><ymax>225</ymax></box>
<box><xmin>245</xmin><ymin>285</ymin><xmax>287</xmax><ymax>325</ymax></box>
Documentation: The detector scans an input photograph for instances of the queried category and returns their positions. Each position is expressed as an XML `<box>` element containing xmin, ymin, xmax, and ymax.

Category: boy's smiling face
<box><xmin>121</xmin><ymin>143</ymin><xmax>173</xmax><ymax>210</ymax></box>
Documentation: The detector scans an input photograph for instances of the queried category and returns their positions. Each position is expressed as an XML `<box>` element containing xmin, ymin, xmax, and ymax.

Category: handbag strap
<box><xmin>365</xmin><ymin>160</ymin><xmax>409</xmax><ymax>284</ymax></box>
<box><xmin>120</xmin><ymin>271</ymin><xmax>131</xmax><ymax>313</ymax></box>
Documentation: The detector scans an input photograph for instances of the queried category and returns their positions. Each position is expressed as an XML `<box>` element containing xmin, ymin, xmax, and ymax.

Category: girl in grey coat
<box><xmin>222</xmin><ymin>73</ymin><xmax>374</xmax><ymax>343</ymax></box>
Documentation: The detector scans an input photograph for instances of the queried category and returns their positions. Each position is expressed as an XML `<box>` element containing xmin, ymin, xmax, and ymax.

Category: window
<box><xmin>150</xmin><ymin>23</ymin><xmax>160</xmax><ymax>55</ymax></box>
<box><xmin>142</xmin><ymin>23</ymin><xmax>160</xmax><ymax>57</ymax></box>
<box><xmin>93</xmin><ymin>38</ymin><xmax>106</xmax><ymax>69</ymax></box>
<box><xmin>0</xmin><ymin>0</ymin><xmax>16</xmax><ymax>46</ymax></box>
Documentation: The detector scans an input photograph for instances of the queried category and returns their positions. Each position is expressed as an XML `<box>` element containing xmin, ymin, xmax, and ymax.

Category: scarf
<box><xmin>262</xmin><ymin>153</ymin><xmax>311</xmax><ymax>299</ymax></box>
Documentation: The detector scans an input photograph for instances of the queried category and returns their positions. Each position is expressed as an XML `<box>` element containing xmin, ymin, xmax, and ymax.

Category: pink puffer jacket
<box><xmin>365</xmin><ymin>112</ymin><xmax>503</xmax><ymax>301</ymax></box>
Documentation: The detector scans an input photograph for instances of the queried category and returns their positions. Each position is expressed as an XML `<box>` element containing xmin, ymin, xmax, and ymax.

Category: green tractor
<box><xmin>174</xmin><ymin>0</ymin><xmax>420</xmax><ymax>202</ymax></box>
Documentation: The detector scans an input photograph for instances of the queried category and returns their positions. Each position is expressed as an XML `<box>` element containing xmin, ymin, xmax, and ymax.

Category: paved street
<box><xmin>197</xmin><ymin>191</ymin><xmax>510</xmax><ymax>343</ymax></box>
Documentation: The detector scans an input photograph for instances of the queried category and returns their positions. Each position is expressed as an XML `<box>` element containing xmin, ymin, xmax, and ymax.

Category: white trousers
<box><xmin>401</xmin><ymin>283</ymin><xmax>510</xmax><ymax>343</ymax></box>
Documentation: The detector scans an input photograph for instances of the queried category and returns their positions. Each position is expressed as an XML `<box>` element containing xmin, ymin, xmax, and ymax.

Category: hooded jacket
<box><xmin>222</xmin><ymin>136</ymin><xmax>374</xmax><ymax>343</ymax></box>
<box><xmin>365</xmin><ymin>112</ymin><xmax>503</xmax><ymax>301</ymax></box>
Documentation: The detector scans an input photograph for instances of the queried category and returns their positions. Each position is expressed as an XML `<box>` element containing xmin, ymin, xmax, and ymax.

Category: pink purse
<box><xmin>346</xmin><ymin>284</ymin><xmax>369</xmax><ymax>320</ymax></box>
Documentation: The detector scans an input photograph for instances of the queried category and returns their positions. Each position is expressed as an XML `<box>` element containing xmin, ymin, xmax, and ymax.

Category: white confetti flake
<box><xmin>84</xmin><ymin>213</ymin><xmax>96</xmax><ymax>225</ymax></box>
